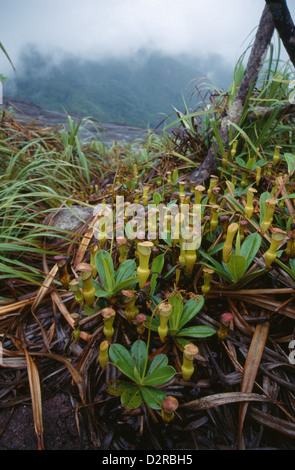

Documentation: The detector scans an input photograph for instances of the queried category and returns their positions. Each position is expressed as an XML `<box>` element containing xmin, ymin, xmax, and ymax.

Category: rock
<box><xmin>44</xmin><ymin>205</ymin><xmax>94</xmax><ymax>239</ymax></box>
<box><xmin>2</xmin><ymin>96</ymin><xmax>157</xmax><ymax>146</ymax></box>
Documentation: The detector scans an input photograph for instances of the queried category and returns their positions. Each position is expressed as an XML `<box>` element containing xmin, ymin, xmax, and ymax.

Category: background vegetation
<box><xmin>4</xmin><ymin>46</ymin><xmax>233</xmax><ymax>127</ymax></box>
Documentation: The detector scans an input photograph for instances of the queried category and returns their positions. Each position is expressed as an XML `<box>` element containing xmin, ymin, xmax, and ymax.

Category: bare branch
<box><xmin>265</xmin><ymin>0</ymin><xmax>295</xmax><ymax>67</ymax></box>
<box><xmin>247</xmin><ymin>102</ymin><xmax>295</xmax><ymax>120</ymax></box>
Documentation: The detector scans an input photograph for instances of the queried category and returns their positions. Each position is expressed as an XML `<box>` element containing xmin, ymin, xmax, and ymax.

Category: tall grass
<box><xmin>0</xmin><ymin>113</ymin><xmax>168</xmax><ymax>293</ymax></box>
<box><xmin>163</xmin><ymin>37</ymin><xmax>295</xmax><ymax>180</ymax></box>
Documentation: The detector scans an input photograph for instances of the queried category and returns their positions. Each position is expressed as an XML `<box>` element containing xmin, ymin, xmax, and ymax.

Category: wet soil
<box><xmin>0</xmin><ymin>393</ymin><xmax>85</xmax><ymax>450</ymax></box>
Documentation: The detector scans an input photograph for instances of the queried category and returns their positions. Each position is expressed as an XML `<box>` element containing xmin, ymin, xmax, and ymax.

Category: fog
<box><xmin>0</xmin><ymin>0</ymin><xmax>280</xmax><ymax>75</ymax></box>
<box><xmin>2</xmin><ymin>0</ymin><xmax>295</xmax><ymax>127</ymax></box>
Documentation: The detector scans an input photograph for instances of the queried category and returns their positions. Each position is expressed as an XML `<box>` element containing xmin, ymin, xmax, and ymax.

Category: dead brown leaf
<box><xmin>238</xmin><ymin>312</ymin><xmax>270</xmax><ymax>449</ymax></box>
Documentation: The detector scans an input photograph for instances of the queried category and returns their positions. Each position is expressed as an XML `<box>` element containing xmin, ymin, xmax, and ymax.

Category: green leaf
<box><xmin>168</xmin><ymin>291</ymin><xmax>183</xmax><ymax>331</ymax></box>
<box><xmin>121</xmin><ymin>386</ymin><xmax>143</xmax><ymax>409</ymax></box>
<box><xmin>113</xmin><ymin>276</ymin><xmax>138</xmax><ymax>294</ymax></box>
<box><xmin>176</xmin><ymin>325</ymin><xmax>216</xmax><ymax>338</ymax></box>
<box><xmin>147</xmin><ymin>354</ymin><xmax>168</xmax><ymax>375</ymax></box>
<box><xmin>92</xmin><ymin>280</ymin><xmax>112</xmax><ymax>298</ymax></box>
<box><xmin>164</xmin><ymin>264</ymin><xmax>177</xmax><ymax>278</ymax></box>
<box><xmin>83</xmin><ymin>303</ymin><xmax>99</xmax><ymax>316</ymax></box>
<box><xmin>275</xmin><ymin>259</ymin><xmax>295</xmax><ymax>281</ymax></box>
<box><xmin>142</xmin><ymin>365</ymin><xmax>175</xmax><ymax>386</ymax></box>
<box><xmin>178</xmin><ymin>296</ymin><xmax>204</xmax><ymax>330</ymax></box>
<box><xmin>74</xmin><ymin>135</ymin><xmax>90</xmax><ymax>184</ymax></box>
<box><xmin>246</xmin><ymin>156</ymin><xmax>257</xmax><ymax>170</ymax></box>
<box><xmin>284</xmin><ymin>153</ymin><xmax>295</xmax><ymax>175</ymax></box>
<box><xmin>130</xmin><ymin>340</ymin><xmax>147</xmax><ymax>379</ymax></box>
<box><xmin>225</xmin><ymin>254</ymin><xmax>247</xmax><ymax>282</ymax></box>
<box><xmin>173</xmin><ymin>337</ymin><xmax>191</xmax><ymax>351</ymax></box>
<box><xmin>259</xmin><ymin>192</ymin><xmax>273</xmax><ymax>224</ymax></box>
<box><xmin>106</xmin><ymin>379</ymin><xmax>132</xmax><ymax>396</ymax></box>
<box><xmin>240</xmin><ymin>232</ymin><xmax>262</xmax><ymax>269</ymax></box>
<box><xmin>236</xmin><ymin>268</ymin><xmax>266</xmax><ymax>288</ymax></box>
<box><xmin>279</xmin><ymin>193</ymin><xmax>295</xmax><ymax>201</ymax></box>
<box><xmin>199</xmin><ymin>249</ymin><xmax>232</xmax><ymax>282</ymax></box>
<box><xmin>115</xmin><ymin>259</ymin><xmax>137</xmax><ymax>285</ymax></box>
<box><xmin>141</xmin><ymin>386</ymin><xmax>167</xmax><ymax>410</ymax></box>
<box><xmin>107</xmin><ymin>379</ymin><xmax>145</xmax><ymax>408</ymax></box>
<box><xmin>109</xmin><ymin>343</ymin><xmax>138</xmax><ymax>383</ymax></box>
<box><xmin>236</xmin><ymin>156</ymin><xmax>247</xmax><ymax>168</ymax></box>
<box><xmin>0</xmin><ymin>41</ymin><xmax>15</xmax><ymax>71</ymax></box>
<box><xmin>95</xmin><ymin>250</ymin><xmax>115</xmax><ymax>292</ymax></box>
<box><xmin>210</xmin><ymin>118</ymin><xmax>224</xmax><ymax>155</ymax></box>
<box><xmin>150</xmin><ymin>254</ymin><xmax>165</xmax><ymax>295</ymax></box>
<box><xmin>152</xmin><ymin>192</ymin><xmax>162</xmax><ymax>205</ymax></box>
<box><xmin>224</xmin><ymin>194</ymin><xmax>247</xmax><ymax>214</ymax></box>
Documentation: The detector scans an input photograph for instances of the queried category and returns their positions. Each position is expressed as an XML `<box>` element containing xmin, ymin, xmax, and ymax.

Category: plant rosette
<box><xmin>81</xmin><ymin>249</ymin><xmax>139</xmax><ymax>315</ymax></box>
<box><xmin>146</xmin><ymin>291</ymin><xmax>215</xmax><ymax>350</ymax></box>
<box><xmin>200</xmin><ymin>231</ymin><xmax>263</xmax><ymax>287</ymax></box>
<box><xmin>106</xmin><ymin>340</ymin><xmax>176</xmax><ymax>409</ymax></box>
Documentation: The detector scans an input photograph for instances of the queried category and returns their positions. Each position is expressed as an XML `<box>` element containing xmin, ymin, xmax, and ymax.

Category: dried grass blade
<box><xmin>0</xmin><ymin>298</ymin><xmax>35</xmax><ymax>315</ymax></box>
<box><xmin>1</xmin><ymin>358</ymin><xmax>27</xmax><ymax>368</ymax></box>
<box><xmin>227</xmin><ymin>297</ymin><xmax>255</xmax><ymax>335</ymax></box>
<box><xmin>229</xmin><ymin>294</ymin><xmax>295</xmax><ymax>319</ymax></box>
<box><xmin>50</xmin><ymin>290</ymin><xmax>91</xmax><ymax>342</ymax></box>
<box><xmin>179</xmin><ymin>392</ymin><xmax>272</xmax><ymax>411</ymax></box>
<box><xmin>238</xmin><ymin>314</ymin><xmax>270</xmax><ymax>449</ymax></box>
<box><xmin>249</xmin><ymin>407</ymin><xmax>295</xmax><ymax>440</ymax></box>
<box><xmin>32</xmin><ymin>351</ymin><xmax>85</xmax><ymax>404</ymax></box>
<box><xmin>24</xmin><ymin>348</ymin><xmax>44</xmax><ymax>450</ymax></box>
<box><xmin>31</xmin><ymin>263</ymin><xmax>58</xmax><ymax>313</ymax></box>
<box><xmin>74</xmin><ymin>216</ymin><xmax>98</xmax><ymax>266</ymax></box>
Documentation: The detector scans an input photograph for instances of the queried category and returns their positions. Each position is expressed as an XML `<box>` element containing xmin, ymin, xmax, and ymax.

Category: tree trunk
<box><xmin>189</xmin><ymin>4</ymin><xmax>275</xmax><ymax>184</ymax></box>
<box><xmin>265</xmin><ymin>0</ymin><xmax>295</xmax><ymax>67</ymax></box>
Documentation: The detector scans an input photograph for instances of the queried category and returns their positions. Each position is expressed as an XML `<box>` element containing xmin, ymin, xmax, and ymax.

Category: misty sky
<box><xmin>1</xmin><ymin>0</ymin><xmax>294</xmax><ymax>77</ymax></box>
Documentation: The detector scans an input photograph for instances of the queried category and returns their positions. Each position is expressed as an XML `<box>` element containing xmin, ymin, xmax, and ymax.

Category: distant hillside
<box><xmin>5</xmin><ymin>46</ymin><xmax>233</xmax><ymax>127</ymax></box>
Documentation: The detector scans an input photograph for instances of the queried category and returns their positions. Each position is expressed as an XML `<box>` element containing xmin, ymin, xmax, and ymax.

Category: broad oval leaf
<box><xmin>141</xmin><ymin>386</ymin><xmax>167</xmax><ymax>410</ymax></box>
<box><xmin>147</xmin><ymin>354</ymin><xmax>168</xmax><ymax>375</ymax></box>
<box><xmin>95</xmin><ymin>250</ymin><xmax>115</xmax><ymax>292</ymax></box>
<box><xmin>130</xmin><ymin>340</ymin><xmax>147</xmax><ymax>379</ymax></box>
<box><xmin>106</xmin><ymin>379</ymin><xmax>132</xmax><ymax>397</ymax></box>
<box><xmin>284</xmin><ymin>152</ymin><xmax>295</xmax><ymax>176</ymax></box>
<box><xmin>240</xmin><ymin>232</ymin><xmax>262</xmax><ymax>269</ymax></box>
<box><xmin>115</xmin><ymin>259</ymin><xmax>137</xmax><ymax>286</ymax></box>
<box><xmin>92</xmin><ymin>280</ymin><xmax>112</xmax><ymax>298</ymax></box>
<box><xmin>168</xmin><ymin>290</ymin><xmax>183</xmax><ymax>331</ymax></box>
<box><xmin>225</xmin><ymin>254</ymin><xmax>247</xmax><ymax>282</ymax></box>
<box><xmin>121</xmin><ymin>386</ymin><xmax>143</xmax><ymax>409</ymax></box>
<box><xmin>109</xmin><ymin>343</ymin><xmax>138</xmax><ymax>382</ymax></box>
<box><xmin>113</xmin><ymin>276</ymin><xmax>138</xmax><ymax>294</ymax></box>
<box><xmin>142</xmin><ymin>365</ymin><xmax>175</xmax><ymax>386</ymax></box>
<box><xmin>178</xmin><ymin>295</ymin><xmax>205</xmax><ymax>330</ymax></box>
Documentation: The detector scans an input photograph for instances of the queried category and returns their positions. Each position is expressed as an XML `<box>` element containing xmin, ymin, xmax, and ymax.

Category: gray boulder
<box><xmin>44</xmin><ymin>205</ymin><xmax>94</xmax><ymax>239</ymax></box>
